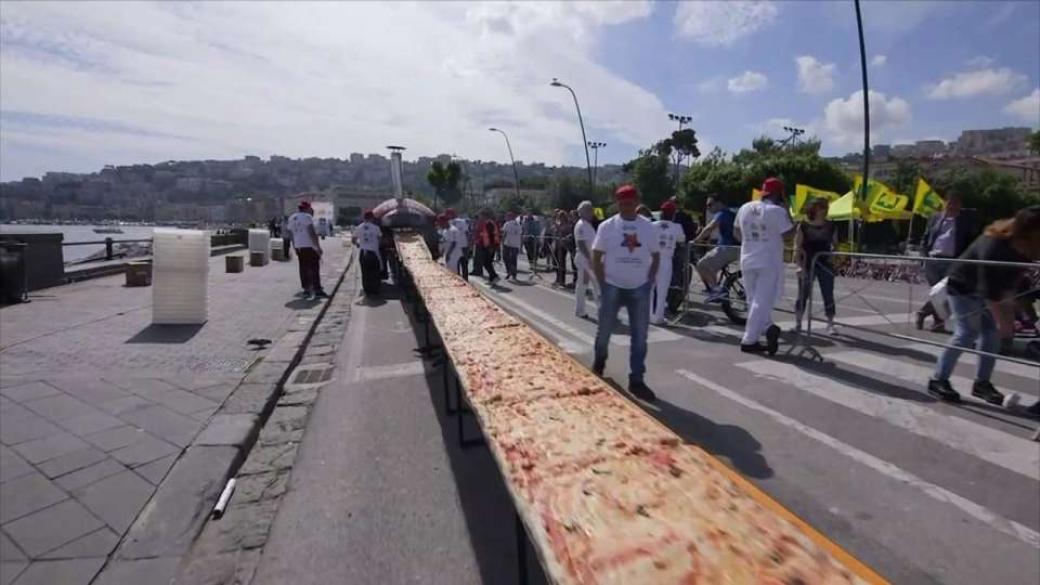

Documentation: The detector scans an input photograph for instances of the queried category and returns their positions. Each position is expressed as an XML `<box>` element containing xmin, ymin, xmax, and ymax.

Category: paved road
<box><xmin>0</xmin><ymin>244</ymin><xmax>348</xmax><ymax>585</ymax></box>
<box><xmin>254</xmin><ymin>260</ymin><xmax>1039</xmax><ymax>585</ymax></box>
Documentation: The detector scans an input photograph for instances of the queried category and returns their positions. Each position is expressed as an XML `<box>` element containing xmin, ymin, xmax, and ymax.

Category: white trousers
<box><xmin>651</xmin><ymin>257</ymin><xmax>673</xmax><ymax>323</ymax></box>
<box><xmin>446</xmin><ymin>250</ymin><xmax>462</xmax><ymax>274</ymax></box>
<box><xmin>574</xmin><ymin>259</ymin><xmax>599</xmax><ymax>316</ymax></box>
<box><xmin>740</xmin><ymin>265</ymin><xmax>784</xmax><ymax>345</ymax></box>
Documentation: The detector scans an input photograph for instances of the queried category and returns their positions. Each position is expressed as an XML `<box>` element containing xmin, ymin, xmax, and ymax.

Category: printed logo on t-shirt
<box><xmin>622</xmin><ymin>232</ymin><xmax>642</xmax><ymax>252</ymax></box>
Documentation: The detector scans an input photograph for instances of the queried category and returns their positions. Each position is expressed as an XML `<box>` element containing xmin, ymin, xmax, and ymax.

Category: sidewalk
<box><xmin>0</xmin><ymin>241</ymin><xmax>351</xmax><ymax>585</ymax></box>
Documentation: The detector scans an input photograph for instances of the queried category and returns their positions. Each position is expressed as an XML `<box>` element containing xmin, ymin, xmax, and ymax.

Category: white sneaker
<box><xmin>650</xmin><ymin>318</ymin><xmax>664</xmax><ymax>325</ymax></box>
<box><xmin>826</xmin><ymin>323</ymin><xmax>838</xmax><ymax>336</ymax></box>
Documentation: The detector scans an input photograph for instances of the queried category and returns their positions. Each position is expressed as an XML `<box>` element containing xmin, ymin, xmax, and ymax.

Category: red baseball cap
<box><xmin>362</xmin><ymin>209</ymin><xmax>375</xmax><ymax>220</ymax></box>
<box><xmin>298</xmin><ymin>201</ymin><xmax>312</xmax><ymax>210</ymax></box>
<box><xmin>444</xmin><ymin>208</ymin><xmax>457</xmax><ymax>219</ymax></box>
<box><xmin>614</xmin><ymin>185</ymin><xmax>638</xmax><ymax>202</ymax></box>
<box><xmin>660</xmin><ymin>200</ymin><xmax>677</xmax><ymax>213</ymax></box>
<box><xmin>761</xmin><ymin>177</ymin><xmax>784</xmax><ymax>196</ymax></box>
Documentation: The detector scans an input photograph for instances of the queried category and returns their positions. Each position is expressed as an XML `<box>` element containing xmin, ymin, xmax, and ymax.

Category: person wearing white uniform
<box><xmin>592</xmin><ymin>185</ymin><xmax>659</xmax><ymax>403</ymax></box>
<box><xmin>287</xmin><ymin>201</ymin><xmax>325</xmax><ymax>300</ymax></box>
<box><xmin>501</xmin><ymin>212</ymin><xmax>523</xmax><ymax>280</ymax></box>
<box><xmin>734</xmin><ymin>177</ymin><xmax>795</xmax><ymax>355</ymax></box>
<box><xmin>445</xmin><ymin>209</ymin><xmax>469</xmax><ymax>280</ymax></box>
<box><xmin>353</xmin><ymin>210</ymin><xmax>383</xmax><ymax>296</ymax></box>
<box><xmin>440</xmin><ymin>216</ymin><xmax>464</xmax><ymax>276</ymax></box>
<box><xmin>572</xmin><ymin>201</ymin><xmax>599</xmax><ymax>318</ymax></box>
<box><xmin>651</xmin><ymin>200</ymin><xmax>683</xmax><ymax>325</ymax></box>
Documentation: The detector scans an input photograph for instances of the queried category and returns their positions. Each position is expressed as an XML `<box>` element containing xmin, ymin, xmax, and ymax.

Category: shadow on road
<box><xmin>396</xmin><ymin>287</ymin><xmax>549</xmax><ymax>585</ymax></box>
<box><xmin>283</xmin><ymin>298</ymin><xmax>322</xmax><ymax>310</ymax></box>
<box><xmin>126</xmin><ymin>323</ymin><xmax>203</xmax><ymax>344</ymax></box>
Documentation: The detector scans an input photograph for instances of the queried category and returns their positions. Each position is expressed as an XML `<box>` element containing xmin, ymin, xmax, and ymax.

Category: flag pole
<box><xmin>854</xmin><ymin>0</ymin><xmax>870</xmax><ymax>252</ymax></box>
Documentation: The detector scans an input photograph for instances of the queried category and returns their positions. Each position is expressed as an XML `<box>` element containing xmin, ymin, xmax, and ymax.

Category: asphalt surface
<box><xmin>254</xmin><ymin>257</ymin><xmax>1039</xmax><ymax>585</ymax></box>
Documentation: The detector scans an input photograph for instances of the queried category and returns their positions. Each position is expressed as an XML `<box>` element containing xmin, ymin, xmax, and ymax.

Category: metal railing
<box><xmin>63</xmin><ymin>237</ymin><xmax>153</xmax><ymax>261</ymax></box>
<box><xmin>799</xmin><ymin>251</ymin><xmax>1040</xmax><ymax>370</ymax></box>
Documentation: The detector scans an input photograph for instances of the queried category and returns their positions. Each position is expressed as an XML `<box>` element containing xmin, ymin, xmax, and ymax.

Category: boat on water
<box><xmin>93</xmin><ymin>227</ymin><xmax>124</xmax><ymax>234</ymax></box>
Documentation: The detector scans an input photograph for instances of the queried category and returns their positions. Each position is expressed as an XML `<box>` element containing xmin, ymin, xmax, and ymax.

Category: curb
<box><xmin>96</xmin><ymin>247</ymin><xmax>356</xmax><ymax>584</ymax></box>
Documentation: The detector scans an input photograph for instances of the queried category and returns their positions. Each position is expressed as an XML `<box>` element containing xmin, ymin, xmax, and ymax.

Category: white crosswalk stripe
<box><xmin>736</xmin><ymin>357</ymin><xmax>1040</xmax><ymax>479</ymax></box>
<box><xmin>676</xmin><ymin>368</ymin><xmax>1040</xmax><ymax>550</ymax></box>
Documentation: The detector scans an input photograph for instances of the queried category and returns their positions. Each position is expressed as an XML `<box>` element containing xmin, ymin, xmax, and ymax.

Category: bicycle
<box><xmin>672</xmin><ymin>245</ymin><xmax>748</xmax><ymax>325</ymax></box>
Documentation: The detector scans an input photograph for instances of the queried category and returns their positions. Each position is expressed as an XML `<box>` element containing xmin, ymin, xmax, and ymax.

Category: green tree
<box><xmin>1030</xmin><ymin>129</ymin><xmax>1040</xmax><ymax>155</ymax></box>
<box><xmin>621</xmin><ymin>148</ymin><xmax>674</xmax><ymax>208</ymax></box>
<box><xmin>426</xmin><ymin>161</ymin><xmax>463</xmax><ymax>209</ymax></box>
<box><xmin>891</xmin><ymin>159</ymin><xmax>923</xmax><ymax>196</ymax></box>
<box><xmin>936</xmin><ymin>167</ymin><xmax>1039</xmax><ymax>228</ymax></box>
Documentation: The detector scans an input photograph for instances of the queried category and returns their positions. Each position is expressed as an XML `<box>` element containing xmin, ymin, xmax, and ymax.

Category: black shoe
<box><xmin>628</xmin><ymin>381</ymin><xmax>657</xmax><ymax>402</ymax></box>
<box><xmin>914</xmin><ymin>312</ymin><xmax>926</xmax><ymax>331</ymax></box>
<box><xmin>971</xmin><ymin>381</ymin><xmax>1005</xmax><ymax>406</ymax></box>
<box><xmin>927</xmin><ymin>379</ymin><xmax>961</xmax><ymax>402</ymax></box>
<box><xmin>314</xmin><ymin>290</ymin><xmax>329</xmax><ymax>299</ymax></box>
<box><xmin>592</xmin><ymin>359</ymin><xmax>605</xmax><ymax>377</ymax></box>
<box><xmin>1025</xmin><ymin>401</ymin><xmax>1040</xmax><ymax>418</ymax></box>
<box><xmin>766</xmin><ymin>324</ymin><xmax>781</xmax><ymax>356</ymax></box>
<box><xmin>740</xmin><ymin>343</ymin><xmax>766</xmax><ymax>354</ymax></box>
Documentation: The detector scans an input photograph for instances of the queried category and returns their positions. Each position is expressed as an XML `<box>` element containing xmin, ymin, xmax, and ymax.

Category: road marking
<box><xmin>355</xmin><ymin>360</ymin><xmax>426</xmax><ymax>382</ymax></box>
<box><xmin>736</xmin><ymin>358</ymin><xmax>1040</xmax><ymax>479</ymax></box>
<box><xmin>828</xmin><ymin>351</ymin><xmax>1039</xmax><ymax>401</ymax></box>
<box><xmin>776</xmin><ymin>312</ymin><xmax>915</xmax><ymax>331</ymax></box>
<box><xmin>902</xmin><ymin>342</ymin><xmax>1040</xmax><ymax>382</ymax></box>
<box><xmin>675</xmin><ymin>368</ymin><xmax>1040</xmax><ymax>549</ymax></box>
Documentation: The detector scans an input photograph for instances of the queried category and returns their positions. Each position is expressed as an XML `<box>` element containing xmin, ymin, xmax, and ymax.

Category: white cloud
<box><xmin>0</xmin><ymin>1</ymin><xmax>673</xmax><ymax>181</ymax></box>
<box><xmin>673</xmin><ymin>1</ymin><xmax>778</xmax><ymax>46</ymax></box>
<box><xmin>870</xmin><ymin>55</ymin><xmax>887</xmax><ymax>68</ymax></box>
<box><xmin>824</xmin><ymin>90</ymin><xmax>911</xmax><ymax>148</ymax></box>
<box><xmin>927</xmin><ymin>67</ymin><xmax>1027</xmax><ymax>99</ymax></box>
<box><xmin>795</xmin><ymin>55</ymin><xmax>836</xmax><ymax>95</ymax></box>
<box><xmin>965</xmin><ymin>56</ymin><xmax>994</xmax><ymax>69</ymax></box>
<box><xmin>1004</xmin><ymin>89</ymin><xmax>1040</xmax><ymax>123</ymax></box>
<box><xmin>727</xmin><ymin>71</ymin><xmax>768</xmax><ymax>94</ymax></box>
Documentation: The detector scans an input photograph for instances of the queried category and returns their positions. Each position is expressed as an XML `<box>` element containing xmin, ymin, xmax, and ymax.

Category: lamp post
<box><xmin>667</xmin><ymin>113</ymin><xmax>693</xmax><ymax>185</ymax></box>
<box><xmin>854</xmin><ymin>0</ymin><xmax>871</xmax><ymax>250</ymax></box>
<box><xmin>488</xmin><ymin>127</ymin><xmax>522</xmax><ymax>200</ymax></box>
<box><xmin>587</xmin><ymin>141</ymin><xmax>606</xmax><ymax>186</ymax></box>
<box><xmin>779</xmin><ymin>126</ymin><xmax>805</xmax><ymax>148</ymax></box>
<box><xmin>550</xmin><ymin>78</ymin><xmax>594</xmax><ymax>194</ymax></box>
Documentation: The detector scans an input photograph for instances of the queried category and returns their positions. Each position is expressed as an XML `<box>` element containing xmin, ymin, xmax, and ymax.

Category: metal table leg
<box><xmin>516</xmin><ymin>513</ymin><xmax>529</xmax><ymax>585</ymax></box>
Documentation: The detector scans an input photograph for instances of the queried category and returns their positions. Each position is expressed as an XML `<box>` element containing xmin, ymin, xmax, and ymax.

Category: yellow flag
<box><xmin>794</xmin><ymin>184</ymin><xmax>842</xmax><ymax>218</ymax></box>
<box><xmin>913</xmin><ymin>178</ymin><xmax>945</xmax><ymax>217</ymax></box>
<box><xmin>593</xmin><ymin>207</ymin><xmax>605</xmax><ymax>220</ymax></box>
<box><xmin>751</xmin><ymin>188</ymin><xmax>763</xmax><ymax>201</ymax></box>
<box><xmin>853</xmin><ymin>175</ymin><xmax>909</xmax><ymax>217</ymax></box>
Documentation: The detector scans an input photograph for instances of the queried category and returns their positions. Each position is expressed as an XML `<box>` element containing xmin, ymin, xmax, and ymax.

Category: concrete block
<box><xmin>73</xmin><ymin>470</ymin><xmax>155</xmax><ymax>533</ymax></box>
<box><xmin>39</xmin><ymin>528</ymin><xmax>119</xmax><ymax>560</ymax></box>
<box><xmin>194</xmin><ymin>414</ymin><xmax>258</xmax><ymax>447</ymax></box>
<box><xmin>94</xmin><ymin>557</ymin><xmax>180</xmax><ymax>585</ymax></box>
<box><xmin>38</xmin><ymin>447</ymin><xmax>108</xmax><ymax>479</ymax></box>
<box><xmin>4</xmin><ymin>499</ymin><xmax>103</xmax><ymax>557</ymax></box>
<box><xmin>225</xmin><ymin>255</ymin><xmax>244</xmax><ymax>273</ymax></box>
<box><xmin>55</xmin><ymin>458</ymin><xmax>127</xmax><ymax>492</ymax></box>
<box><xmin>3</xmin><ymin>558</ymin><xmax>104</xmax><ymax>585</ymax></box>
<box><xmin>118</xmin><ymin>446</ymin><xmax>241</xmax><ymax>559</ymax></box>
<box><xmin>12</xmin><ymin>432</ymin><xmax>90</xmax><ymax>464</ymax></box>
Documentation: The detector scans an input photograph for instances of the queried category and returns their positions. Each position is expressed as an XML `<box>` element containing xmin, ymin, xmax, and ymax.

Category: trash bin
<box><xmin>226</xmin><ymin>255</ymin><xmax>245</xmax><ymax>273</ymax></box>
<box><xmin>0</xmin><ymin>241</ymin><xmax>29</xmax><ymax>304</ymax></box>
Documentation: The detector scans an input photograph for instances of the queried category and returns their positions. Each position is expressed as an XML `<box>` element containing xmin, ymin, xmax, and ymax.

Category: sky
<box><xmin>1</xmin><ymin>0</ymin><xmax>1038</xmax><ymax>182</ymax></box>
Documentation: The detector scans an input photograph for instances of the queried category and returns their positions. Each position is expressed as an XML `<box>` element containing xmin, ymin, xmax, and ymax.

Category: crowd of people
<box><xmin>331</xmin><ymin>179</ymin><xmax>1038</xmax><ymax>416</ymax></box>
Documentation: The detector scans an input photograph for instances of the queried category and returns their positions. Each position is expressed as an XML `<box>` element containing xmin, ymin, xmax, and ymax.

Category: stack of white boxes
<box><xmin>152</xmin><ymin>228</ymin><xmax>210</xmax><ymax>324</ymax></box>
<box><xmin>248</xmin><ymin>229</ymin><xmax>271</xmax><ymax>265</ymax></box>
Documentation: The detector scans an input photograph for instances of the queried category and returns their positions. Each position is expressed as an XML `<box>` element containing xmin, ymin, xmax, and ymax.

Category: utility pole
<box><xmin>587</xmin><ymin>141</ymin><xmax>606</xmax><ymax>186</ymax></box>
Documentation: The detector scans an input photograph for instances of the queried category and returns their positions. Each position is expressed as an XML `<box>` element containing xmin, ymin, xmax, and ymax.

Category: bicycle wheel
<box><xmin>720</xmin><ymin>270</ymin><xmax>748</xmax><ymax>325</ymax></box>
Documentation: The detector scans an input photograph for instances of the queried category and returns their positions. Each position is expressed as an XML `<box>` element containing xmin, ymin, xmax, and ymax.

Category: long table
<box><xmin>393</xmin><ymin>231</ymin><xmax>887</xmax><ymax>585</ymax></box>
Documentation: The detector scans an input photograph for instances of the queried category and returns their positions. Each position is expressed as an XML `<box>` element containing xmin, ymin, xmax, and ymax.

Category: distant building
<box><xmin>872</xmin><ymin>144</ymin><xmax>891</xmax><ymax>160</ymax></box>
<box><xmin>914</xmin><ymin>140</ymin><xmax>947</xmax><ymax>157</ymax></box>
<box><xmin>954</xmin><ymin>127</ymin><xmax>1031</xmax><ymax>157</ymax></box>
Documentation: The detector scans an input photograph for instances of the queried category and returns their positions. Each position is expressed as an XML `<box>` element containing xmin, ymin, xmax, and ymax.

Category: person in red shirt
<box><xmin>474</xmin><ymin>209</ymin><xmax>501</xmax><ymax>285</ymax></box>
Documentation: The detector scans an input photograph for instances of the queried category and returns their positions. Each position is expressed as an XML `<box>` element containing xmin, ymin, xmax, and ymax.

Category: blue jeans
<box><xmin>795</xmin><ymin>258</ymin><xmax>835</xmax><ymax>318</ymax></box>
<box><xmin>933</xmin><ymin>292</ymin><xmax>998</xmax><ymax>383</ymax></box>
<box><xmin>595</xmin><ymin>282</ymin><xmax>651</xmax><ymax>384</ymax></box>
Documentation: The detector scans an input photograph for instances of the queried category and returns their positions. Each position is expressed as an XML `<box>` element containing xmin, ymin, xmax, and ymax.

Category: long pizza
<box><xmin>392</xmin><ymin>231</ymin><xmax>883</xmax><ymax>585</ymax></box>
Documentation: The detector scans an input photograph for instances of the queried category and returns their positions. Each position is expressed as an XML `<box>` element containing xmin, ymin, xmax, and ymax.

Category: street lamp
<box><xmin>488</xmin><ymin>127</ymin><xmax>522</xmax><ymax>200</ymax></box>
<box><xmin>550</xmin><ymin>78</ymin><xmax>594</xmax><ymax>194</ymax></box>
<box><xmin>667</xmin><ymin>113</ymin><xmax>693</xmax><ymax>184</ymax></box>
<box><xmin>587</xmin><ymin>141</ymin><xmax>606</xmax><ymax>185</ymax></box>
<box><xmin>854</xmin><ymin>0</ymin><xmax>871</xmax><ymax>249</ymax></box>
<box><xmin>780</xmin><ymin>126</ymin><xmax>805</xmax><ymax>147</ymax></box>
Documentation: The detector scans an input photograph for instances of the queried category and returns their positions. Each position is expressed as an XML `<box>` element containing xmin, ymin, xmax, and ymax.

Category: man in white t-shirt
<box><xmin>444</xmin><ymin>208</ymin><xmax>469</xmax><ymax>280</ymax></box>
<box><xmin>734</xmin><ymin>177</ymin><xmax>795</xmax><ymax>355</ymax></box>
<box><xmin>573</xmin><ymin>200</ymin><xmax>599</xmax><ymax>318</ymax></box>
<box><xmin>651</xmin><ymin>200</ymin><xmax>684</xmax><ymax>325</ymax></box>
<box><xmin>287</xmin><ymin>201</ymin><xmax>325</xmax><ymax>300</ymax></box>
<box><xmin>500</xmin><ymin>211</ymin><xmax>523</xmax><ymax>280</ymax></box>
<box><xmin>352</xmin><ymin>209</ymin><xmax>383</xmax><ymax>296</ymax></box>
<box><xmin>591</xmin><ymin>185</ymin><xmax>660</xmax><ymax>402</ymax></box>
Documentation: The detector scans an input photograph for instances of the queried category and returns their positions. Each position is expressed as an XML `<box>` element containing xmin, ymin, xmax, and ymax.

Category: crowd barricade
<box><xmin>798</xmin><ymin>251</ymin><xmax>1040</xmax><ymax>372</ymax></box>
<box><xmin>391</xmin><ymin>229</ymin><xmax>886</xmax><ymax>585</ymax></box>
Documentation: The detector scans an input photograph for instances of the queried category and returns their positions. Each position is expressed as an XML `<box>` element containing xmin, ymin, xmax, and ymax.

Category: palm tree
<box><xmin>426</xmin><ymin>161</ymin><xmax>463</xmax><ymax>210</ymax></box>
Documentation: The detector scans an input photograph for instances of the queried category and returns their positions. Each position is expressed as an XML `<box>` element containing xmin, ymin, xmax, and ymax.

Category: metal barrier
<box><xmin>798</xmin><ymin>251</ymin><xmax>1040</xmax><ymax>372</ymax></box>
<box><xmin>63</xmin><ymin>238</ymin><xmax>153</xmax><ymax>261</ymax></box>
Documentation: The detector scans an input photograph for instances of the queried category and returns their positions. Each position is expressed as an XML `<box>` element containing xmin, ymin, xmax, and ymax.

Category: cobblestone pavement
<box><xmin>0</xmin><ymin>241</ymin><xmax>351</xmax><ymax>585</ymax></box>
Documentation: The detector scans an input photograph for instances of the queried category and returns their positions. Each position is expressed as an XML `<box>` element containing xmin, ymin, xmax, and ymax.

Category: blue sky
<box><xmin>1</xmin><ymin>1</ymin><xmax>1038</xmax><ymax>182</ymax></box>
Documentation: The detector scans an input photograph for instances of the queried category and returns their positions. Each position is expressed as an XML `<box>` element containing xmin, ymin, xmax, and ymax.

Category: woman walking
<box><xmin>927</xmin><ymin>207</ymin><xmax>1040</xmax><ymax>404</ymax></box>
<box><xmin>793</xmin><ymin>197</ymin><xmax>838</xmax><ymax>334</ymax></box>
